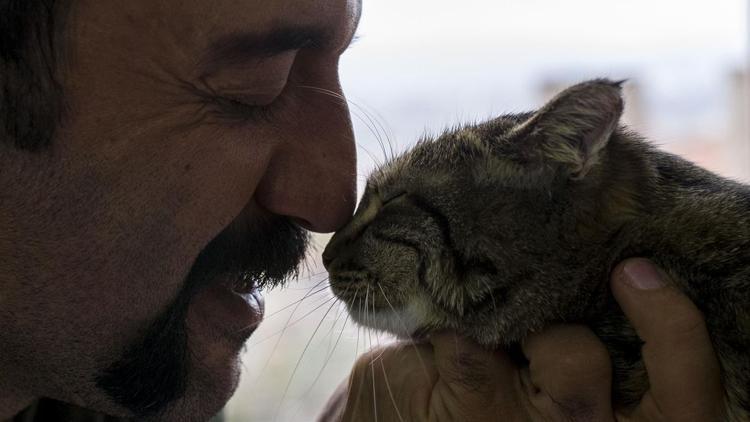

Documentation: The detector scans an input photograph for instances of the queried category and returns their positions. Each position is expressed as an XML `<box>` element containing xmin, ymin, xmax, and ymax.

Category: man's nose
<box><xmin>254</xmin><ymin>88</ymin><xmax>357</xmax><ymax>233</ymax></box>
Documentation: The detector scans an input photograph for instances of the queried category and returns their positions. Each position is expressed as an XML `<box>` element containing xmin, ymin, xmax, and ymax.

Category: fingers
<box><xmin>341</xmin><ymin>335</ymin><xmax>522</xmax><ymax>422</ymax></box>
<box><xmin>521</xmin><ymin>325</ymin><xmax>616</xmax><ymax>421</ymax></box>
<box><xmin>340</xmin><ymin>341</ymin><xmax>436</xmax><ymax>422</ymax></box>
<box><xmin>317</xmin><ymin>378</ymin><xmax>349</xmax><ymax>422</ymax></box>
<box><xmin>430</xmin><ymin>331</ymin><xmax>522</xmax><ymax>418</ymax></box>
<box><xmin>611</xmin><ymin>258</ymin><xmax>724</xmax><ymax>421</ymax></box>
<box><xmin>341</xmin><ymin>328</ymin><xmax>618</xmax><ymax>422</ymax></box>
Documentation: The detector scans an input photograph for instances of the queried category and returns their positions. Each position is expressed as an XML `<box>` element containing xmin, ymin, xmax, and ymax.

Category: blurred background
<box><xmin>224</xmin><ymin>0</ymin><xmax>749</xmax><ymax>420</ymax></box>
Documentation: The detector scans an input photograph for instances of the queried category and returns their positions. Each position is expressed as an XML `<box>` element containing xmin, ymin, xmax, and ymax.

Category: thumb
<box><xmin>611</xmin><ymin>258</ymin><xmax>724</xmax><ymax>421</ymax></box>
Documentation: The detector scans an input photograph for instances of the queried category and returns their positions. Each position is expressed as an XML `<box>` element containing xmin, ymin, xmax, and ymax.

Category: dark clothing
<box><xmin>10</xmin><ymin>400</ymin><xmax>227</xmax><ymax>422</ymax></box>
<box><xmin>10</xmin><ymin>399</ymin><xmax>126</xmax><ymax>422</ymax></box>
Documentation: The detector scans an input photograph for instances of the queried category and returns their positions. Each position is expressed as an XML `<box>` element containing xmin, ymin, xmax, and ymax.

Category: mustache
<box><xmin>189</xmin><ymin>212</ymin><xmax>311</xmax><ymax>292</ymax></box>
<box><xmin>97</xmin><ymin>213</ymin><xmax>310</xmax><ymax>417</ymax></box>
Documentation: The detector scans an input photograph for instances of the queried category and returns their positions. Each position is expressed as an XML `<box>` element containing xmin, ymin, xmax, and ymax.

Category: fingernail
<box><xmin>621</xmin><ymin>259</ymin><xmax>667</xmax><ymax>290</ymax></box>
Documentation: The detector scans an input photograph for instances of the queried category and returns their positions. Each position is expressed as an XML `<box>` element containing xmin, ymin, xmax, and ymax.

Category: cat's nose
<box><xmin>323</xmin><ymin>194</ymin><xmax>383</xmax><ymax>269</ymax></box>
<box><xmin>322</xmin><ymin>233</ymin><xmax>345</xmax><ymax>269</ymax></box>
<box><xmin>322</xmin><ymin>251</ymin><xmax>334</xmax><ymax>269</ymax></box>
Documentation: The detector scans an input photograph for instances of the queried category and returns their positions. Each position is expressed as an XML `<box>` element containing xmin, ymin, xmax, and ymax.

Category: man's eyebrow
<box><xmin>200</xmin><ymin>26</ymin><xmax>331</xmax><ymax>71</ymax></box>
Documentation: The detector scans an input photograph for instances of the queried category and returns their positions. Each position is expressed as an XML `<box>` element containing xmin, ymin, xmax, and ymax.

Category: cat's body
<box><xmin>323</xmin><ymin>80</ymin><xmax>750</xmax><ymax>420</ymax></box>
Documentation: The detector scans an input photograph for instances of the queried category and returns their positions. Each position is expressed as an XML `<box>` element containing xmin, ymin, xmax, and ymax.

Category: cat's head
<box><xmin>323</xmin><ymin>79</ymin><xmax>645</xmax><ymax>345</ymax></box>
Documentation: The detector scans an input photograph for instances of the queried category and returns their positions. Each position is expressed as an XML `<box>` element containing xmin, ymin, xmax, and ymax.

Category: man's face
<box><xmin>0</xmin><ymin>0</ymin><xmax>359</xmax><ymax>420</ymax></box>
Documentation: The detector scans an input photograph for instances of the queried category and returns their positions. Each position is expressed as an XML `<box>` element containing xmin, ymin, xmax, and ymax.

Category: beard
<box><xmin>95</xmin><ymin>212</ymin><xmax>310</xmax><ymax>418</ymax></box>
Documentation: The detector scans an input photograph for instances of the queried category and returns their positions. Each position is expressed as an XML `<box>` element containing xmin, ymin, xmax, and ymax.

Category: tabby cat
<box><xmin>322</xmin><ymin>79</ymin><xmax>750</xmax><ymax>420</ymax></box>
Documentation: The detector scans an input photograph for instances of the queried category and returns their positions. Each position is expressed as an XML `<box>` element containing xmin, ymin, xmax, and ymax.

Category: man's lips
<box><xmin>190</xmin><ymin>278</ymin><xmax>266</xmax><ymax>345</ymax></box>
<box><xmin>227</xmin><ymin>275</ymin><xmax>259</xmax><ymax>295</ymax></box>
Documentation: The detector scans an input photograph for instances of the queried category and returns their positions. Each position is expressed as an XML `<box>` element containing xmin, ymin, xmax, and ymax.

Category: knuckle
<box><xmin>553</xmin><ymin>346</ymin><xmax>610</xmax><ymax>383</ymax></box>
<box><xmin>549</xmin><ymin>395</ymin><xmax>601</xmax><ymax>422</ymax></box>
<box><xmin>551</xmin><ymin>355</ymin><xmax>586</xmax><ymax>380</ymax></box>
<box><xmin>582</xmin><ymin>344</ymin><xmax>613</xmax><ymax>380</ymax></box>
<box><xmin>530</xmin><ymin>325</ymin><xmax>611</xmax><ymax>380</ymax></box>
<box><xmin>353</xmin><ymin>347</ymin><xmax>387</xmax><ymax>376</ymax></box>
<box><xmin>444</xmin><ymin>352</ymin><xmax>492</xmax><ymax>392</ymax></box>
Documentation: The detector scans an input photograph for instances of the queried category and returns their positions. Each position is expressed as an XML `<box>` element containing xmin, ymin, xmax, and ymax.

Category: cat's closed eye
<box><xmin>381</xmin><ymin>190</ymin><xmax>407</xmax><ymax>204</ymax></box>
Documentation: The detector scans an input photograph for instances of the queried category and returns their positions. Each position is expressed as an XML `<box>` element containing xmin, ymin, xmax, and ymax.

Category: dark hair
<box><xmin>0</xmin><ymin>0</ymin><xmax>68</xmax><ymax>150</ymax></box>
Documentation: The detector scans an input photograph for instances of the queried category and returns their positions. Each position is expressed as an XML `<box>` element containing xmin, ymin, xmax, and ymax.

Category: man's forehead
<box><xmin>197</xmin><ymin>0</ymin><xmax>362</xmax><ymax>64</ymax></box>
<box><xmin>115</xmin><ymin>0</ymin><xmax>360</xmax><ymax>26</ymax></box>
<box><xmin>196</xmin><ymin>0</ymin><xmax>361</xmax><ymax>37</ymax></box>
<box><xmin>85</xmin><ymin>0</ymin><xmax>361</xmax><ymax>70</ymax></box>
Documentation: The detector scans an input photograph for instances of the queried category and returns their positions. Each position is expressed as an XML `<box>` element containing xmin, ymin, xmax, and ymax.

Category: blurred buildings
<box><xmin>542</xmin><ymin>69</ymin><xmax>750</xmax><ymax>182</ymax></box>
<box><xmin>729</xmin><ymin>69</ymin><xmax>750</xmax><ymax>180</ymax></box>
<box><xmin>540</xmin><ymin>78</ymin><xmax>647</xmax><ymax>130</ymax></box>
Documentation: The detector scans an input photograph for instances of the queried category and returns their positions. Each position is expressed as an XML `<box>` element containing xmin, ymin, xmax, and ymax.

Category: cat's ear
<box><xmin>508</xmin><ymin>79</ymin><xmax>624</xmax><ymax>179</ymax></box>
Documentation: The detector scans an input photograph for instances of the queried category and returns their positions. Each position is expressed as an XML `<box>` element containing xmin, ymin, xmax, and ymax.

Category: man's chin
<box><xmin>156</xmin><ymin>284</ymin><xmax>263</xmax><ymax>421</ymax></box>
<box><xmin>95</xmin><ymin>210</ymin><xmax>303</xmax><ymax>419</ymax></box>
<box><xmin>147</xmin><ymin>296</ymin><xmax>253</xmax><ymax>422</ymax></box>
<box><xmin>149</xmin><ymin>348</ymin><xmax>243</xmax><ymax>422</ymax></box>
<box><xmin>95</xmin><ymin>282</ymin><xmax>261</xmax><ymax>421</ymax></box>
<box><xmin>132</xmin><ymin>367</ymin><xmax>240</xmax><ymax>422</ymax></box>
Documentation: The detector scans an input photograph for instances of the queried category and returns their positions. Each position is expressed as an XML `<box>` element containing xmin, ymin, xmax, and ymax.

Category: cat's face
<box><xmin>323</xmin><ymin>79</ymin><xmax>633</xmax><ymax>344</ymax></box>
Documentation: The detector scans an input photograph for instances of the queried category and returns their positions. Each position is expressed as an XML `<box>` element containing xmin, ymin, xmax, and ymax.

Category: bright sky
<box><xmin>340</xmin><ymin>0</ymin><xmax>748</xmax><ymax>178</ymax></box>
<box><xmin>350</xmin><ymin>0</ymin><xmax>745</xmax><ymax>55</ymax></box>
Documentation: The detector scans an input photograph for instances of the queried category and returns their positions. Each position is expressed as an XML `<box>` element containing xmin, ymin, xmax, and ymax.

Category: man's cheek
<box><xmin>170</xmin><ymin>141</ymin><xmax>275</xmax><ymax>246</ymax></box>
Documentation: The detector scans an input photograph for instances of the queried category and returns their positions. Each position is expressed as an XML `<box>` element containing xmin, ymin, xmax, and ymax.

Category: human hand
<box><xmin>608</xmin><ymin>258</ymin><xmax>724</xmax><ymax>421</ymax></box>
<box><xmin>319</xmin><ymin>258</ymin><xmax>724</xmax><ymax>421</ymax></box>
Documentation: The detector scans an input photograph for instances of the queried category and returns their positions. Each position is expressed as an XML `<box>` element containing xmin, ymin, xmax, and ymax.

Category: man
<box><xmin>0</xmin><ymin>0</ymin><xmax>725</xmax><ymax>421</ymax></box>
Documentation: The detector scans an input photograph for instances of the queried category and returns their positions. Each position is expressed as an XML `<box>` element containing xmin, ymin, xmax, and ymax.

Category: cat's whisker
<box><xmin>242</xmin><ymin>295</ymin><xmax>334</xmax><ymax>377</ymax></box>
<box><xmin>243</xmin><ymin>277</ymin><xmax>330</xmax><ymax>340</ymax></box>
<box><xmin>347</xmin><ymin>96</ymin><xmax>397</xmax><ymax>163</ymax></box>
<box><xmin>273</xmin><ymin>298</ymin><xmax>339</xmax><ymax>422</ymax></box>
<box><xmin>325</xmin><ymin>298</ymin><xmax>346</xmax><ymax>340</ymax></box>
<box><xmin>296</xmin><ymin>84</ymin><xmax>394</xmax><ymax>166</ymax></box>
<box><xmin>351</xmin><ymin>108</ymin><xmax>389</xmax><ymax>166</ymax></box>
<box><xmin>352</xmin><ymin>108</ymin><xmax>388</xmax><ymax>167</ymax></box>
<box><xmin>248</xmin><ymin>297</ymin><xmax>335</xmax><ymax>362</ymax></box>
<box><xmin>480</xmin><ymin>279</ymin><xmax>498</xmax><ymax>314</ymax></box>
<box><xmin>259</xmin><ymin>284</ymin><xmax>331</xmax><ymax>321</ymax></box>
<box><xmin>286</xmin><ymin>299</ymin><xmax>351</xmax><ymax>422</ymax></box>
<box><xmin>299</xmin><ymin>307</ymin><xmax>351</xmax><ymax>400</ymax></box>
<box><xmin>364</xmin><ymin>103</ymin><xmax>399</xmax><ymax>162</ymax></box>
<box><xmin>242</xmin><ymin>277</ymin><xmax>329</xmax><ymax>337</ymax></box>
<box><xmin>358</xmin><ymin>144</ymin><xmax>384</xmax><ymax>168</ymax></box>
<box><xmin>246</xmin><ymin>294</ymin><xmax>336</xmax><ymax>348</ymax></box>
<box><xmin>365</xmin><ymin>286</ymin><xmax>379</xmax><ymax>422</ymax></box>
<box><xmin>297</xmin><ymin>268</ymin><xmax>330</xmax><ymax>279</ymax></box>
<box><xmin>379</xmin><ymin>358</ymin><xmax>405</xmax><ymax>422</ymax></box>
<box><xmin>352</xmin><ymin>286</ymin><xmax>361</xmax><ymax>338</ymax></box>
<box><xmin>357</xmin><ymin>174</ymin><xmax>371</xmax><ymax>184</ymax></box>
<box><xmin>299</xmin><ymin>256</ymin><xmax>315</xmax><ymax>279</ymax></box>
<box><xmin>244</xmin><ymin>289</ymin><xmax>336</xmax><ymax>400</ymax></box>
<box><xmin>347</xmin><ymin>289</ymin><xmax>367</xmax><ymax>415</ymax></box>
<box><xmin>348</xmin><ymin>96</ymin><xmax>397</xmax><ymax>163</ymax></box>
<box><xmin>284</xmin><ymin>273</ymin><xmax>330</xmax><ymax>289</ymax></box>
<box><xmin>367</xmin><ymin>293</ymin><xmax>388</xmax><ymax>364</ymax></box>
<box><xmin>279</xmin><ymin>283</ymin><xmax>330</xmax><ymax>291</ymax></box>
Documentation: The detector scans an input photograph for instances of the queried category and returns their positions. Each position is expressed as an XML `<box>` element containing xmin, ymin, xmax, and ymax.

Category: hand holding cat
<box><xmin>522</xmin><ymin>258</ymin><xmax>724</xmax><ymax>421</ymax></box>
<box><xmin>323</xmin><ymin>258</ymin><xmax>724</xmax><ymax>421</ymax></box>
<box><xmin>607</xmin><ymin>258</ymin><xmax>724</xmax><ymax>421</ymax></box>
